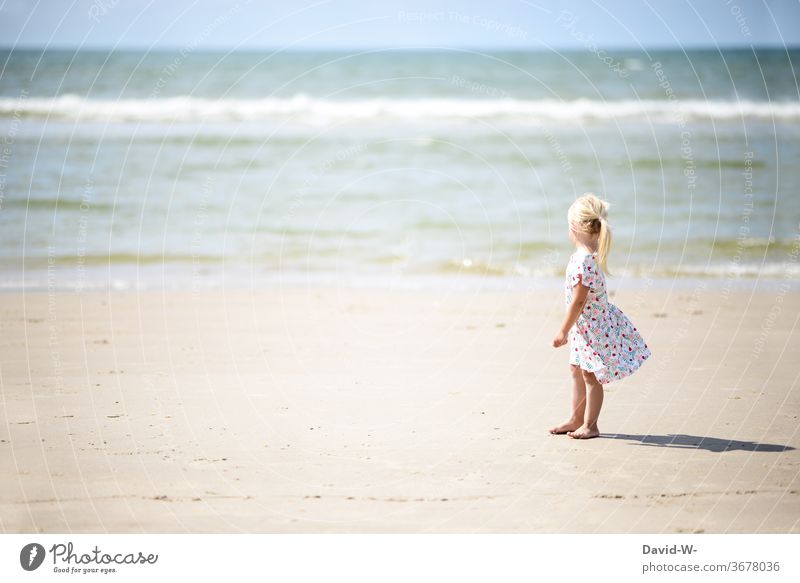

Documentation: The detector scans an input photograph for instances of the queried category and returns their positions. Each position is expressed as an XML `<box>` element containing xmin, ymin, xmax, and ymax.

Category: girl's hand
<box><xmin>552</xmin><ymin>330</ymin><xmax>568</xmax><ymax>348</ymax></box>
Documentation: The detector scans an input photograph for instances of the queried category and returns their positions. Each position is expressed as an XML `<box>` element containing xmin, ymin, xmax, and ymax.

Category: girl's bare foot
<box><xmin>567</xmin><ymin>425</ymin><xmax>600</xmax><ymax>439</ymax></box>
<box><xmin>548</xmin><ymin>419</ymin><xmax>583</xmax><ymax>434</ymax></box>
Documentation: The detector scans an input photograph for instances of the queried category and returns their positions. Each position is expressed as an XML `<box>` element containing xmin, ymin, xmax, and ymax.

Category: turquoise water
<box><xmin>1</xmin><ymin>48</ymin><xmax>799</xmax><ymax>289</ymax></box>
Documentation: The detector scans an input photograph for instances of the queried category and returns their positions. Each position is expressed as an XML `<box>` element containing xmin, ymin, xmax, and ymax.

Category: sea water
<box><xmin>0</xmin><ymin>48</ymin><xmax>798</xmax><ymax>290</ymax></box>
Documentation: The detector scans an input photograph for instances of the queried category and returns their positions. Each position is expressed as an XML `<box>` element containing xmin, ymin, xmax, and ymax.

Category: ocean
<box><xmin>1</xmin><ymin>48</ymin><xmax>798</xmax><ymax>290</ymax></box>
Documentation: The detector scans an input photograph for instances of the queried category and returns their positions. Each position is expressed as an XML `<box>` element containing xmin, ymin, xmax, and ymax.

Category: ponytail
<box><xmin>597</xmin><ymin>216</ymin><xmax>612</xmax><ymax>276</ymax></box>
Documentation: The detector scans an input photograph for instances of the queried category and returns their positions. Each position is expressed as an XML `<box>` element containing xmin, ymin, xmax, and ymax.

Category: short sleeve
<box><xmin>569</xmin><ymin>253</ymin><xmax>597</xmax><ymax>290</ymax></box>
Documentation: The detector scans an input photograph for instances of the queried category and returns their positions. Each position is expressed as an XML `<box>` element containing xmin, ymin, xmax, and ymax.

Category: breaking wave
<box><xmin>2</xmin><ymin>94</ymin><xmax>799</xmax><ymax>123</ymax></box>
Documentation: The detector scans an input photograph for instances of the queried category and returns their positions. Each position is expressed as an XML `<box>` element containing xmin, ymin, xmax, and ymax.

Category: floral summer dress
<box><xmin>565</xmin><ymin>250</ymin><xmax>651</xmax><ymax>383</ymax></box>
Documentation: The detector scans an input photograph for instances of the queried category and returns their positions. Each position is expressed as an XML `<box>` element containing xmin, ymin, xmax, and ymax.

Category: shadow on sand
<box><xmin>603</xmin><ymin>433</ymin><xmax>795</xmax><ymax>453</ymax></box>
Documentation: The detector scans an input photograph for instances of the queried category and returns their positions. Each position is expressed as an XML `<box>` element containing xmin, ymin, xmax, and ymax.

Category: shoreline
<box><xmin>2</xmin><ymin>266</ymin><xmax>800</xmax><ymax>294</ymax></box>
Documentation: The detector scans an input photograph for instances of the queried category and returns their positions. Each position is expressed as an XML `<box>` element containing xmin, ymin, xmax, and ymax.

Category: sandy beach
<box><xmin>1</xmin><ymin>283</ymin><xmax>798</xmax><ymax>533</ymax></box>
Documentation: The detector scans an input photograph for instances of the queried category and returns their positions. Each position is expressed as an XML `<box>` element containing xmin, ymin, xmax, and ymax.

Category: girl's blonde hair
<box><xmin>568</xmin><ymin>193</ymin><xmax>612</xmax><ymax>275</ymax></box>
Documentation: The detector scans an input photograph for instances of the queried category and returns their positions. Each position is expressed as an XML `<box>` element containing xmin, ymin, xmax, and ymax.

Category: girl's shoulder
<box><xmin>571</xmin><ymin>249</ymin><xmax>598</xmax><ymax>263</ymax></box>
<box><xmin>568</xmin><ymin>250</ymin><xmax>601</xmax><ymax>282</ymax></box>
<box><xmin>569</xmin><ymin>251</ymin><xmax>597</xmax><ymax>271</ymax></box>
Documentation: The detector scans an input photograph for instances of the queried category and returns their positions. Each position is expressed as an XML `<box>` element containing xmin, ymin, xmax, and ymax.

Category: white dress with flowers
<box><xmin>565</xmin><ymin>250</ymin><xmax>651</xmax><ymax>384</ymax></box>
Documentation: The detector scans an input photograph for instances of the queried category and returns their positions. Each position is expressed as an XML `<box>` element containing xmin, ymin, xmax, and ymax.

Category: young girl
<box><xmin>549</xmin><ymin>194</ymin><xmax>651</xmax><ymax>439</ymax></box>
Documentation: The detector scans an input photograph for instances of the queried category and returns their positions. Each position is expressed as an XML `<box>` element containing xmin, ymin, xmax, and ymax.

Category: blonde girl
<box><xmin>550</xmin><ymin>194</ymin><xmax>651</xmax><ymax>439</ymax></box>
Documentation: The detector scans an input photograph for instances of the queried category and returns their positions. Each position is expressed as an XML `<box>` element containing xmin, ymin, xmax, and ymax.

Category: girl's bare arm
<box><xmin>552</xmin><ymin>282</ymin><xmax>590</xmax><ymax>347</ymax></box>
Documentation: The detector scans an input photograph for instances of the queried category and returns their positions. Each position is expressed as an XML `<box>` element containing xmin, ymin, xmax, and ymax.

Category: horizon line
<box><xmin>1</xmin><ymin>44</ymin><xmax>799</xmax><ymax>53</ymax></box>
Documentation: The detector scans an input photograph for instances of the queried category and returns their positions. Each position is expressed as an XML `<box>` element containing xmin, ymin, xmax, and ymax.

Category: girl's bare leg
<box><xmin>548</xmin><ymin>364</ymin><xmax>586</xmax><ymax>434</ymax></box>
<box><xmin>567</xmin><ymin>370</ymin><xmax>603</xmax><ymax>439</ymax></box>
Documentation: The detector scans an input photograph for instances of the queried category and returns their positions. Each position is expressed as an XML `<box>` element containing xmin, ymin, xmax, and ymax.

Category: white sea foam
<box><xmin>1</xmin><ymin>94</ymin><xmax>798</xmax><ymax>123</ymax></box>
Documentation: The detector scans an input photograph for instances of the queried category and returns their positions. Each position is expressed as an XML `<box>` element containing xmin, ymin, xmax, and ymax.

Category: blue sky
<box><xmin>1</xmin><ymin>0</ymin><xmax>798</xmax><ymax>50</ymax></box>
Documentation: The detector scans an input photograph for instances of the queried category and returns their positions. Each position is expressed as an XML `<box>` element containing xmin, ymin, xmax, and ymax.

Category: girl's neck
<box><xmin>575</xmin><ymin>242</ymin><xmax>597</xmax><ymax>254</ymax></box>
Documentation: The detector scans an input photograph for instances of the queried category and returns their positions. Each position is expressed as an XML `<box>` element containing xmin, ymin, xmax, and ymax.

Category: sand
<box><xmin>1</xmin><ymin>282</ymin><xmax>798</xmax><ymax>533</ymax></box>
